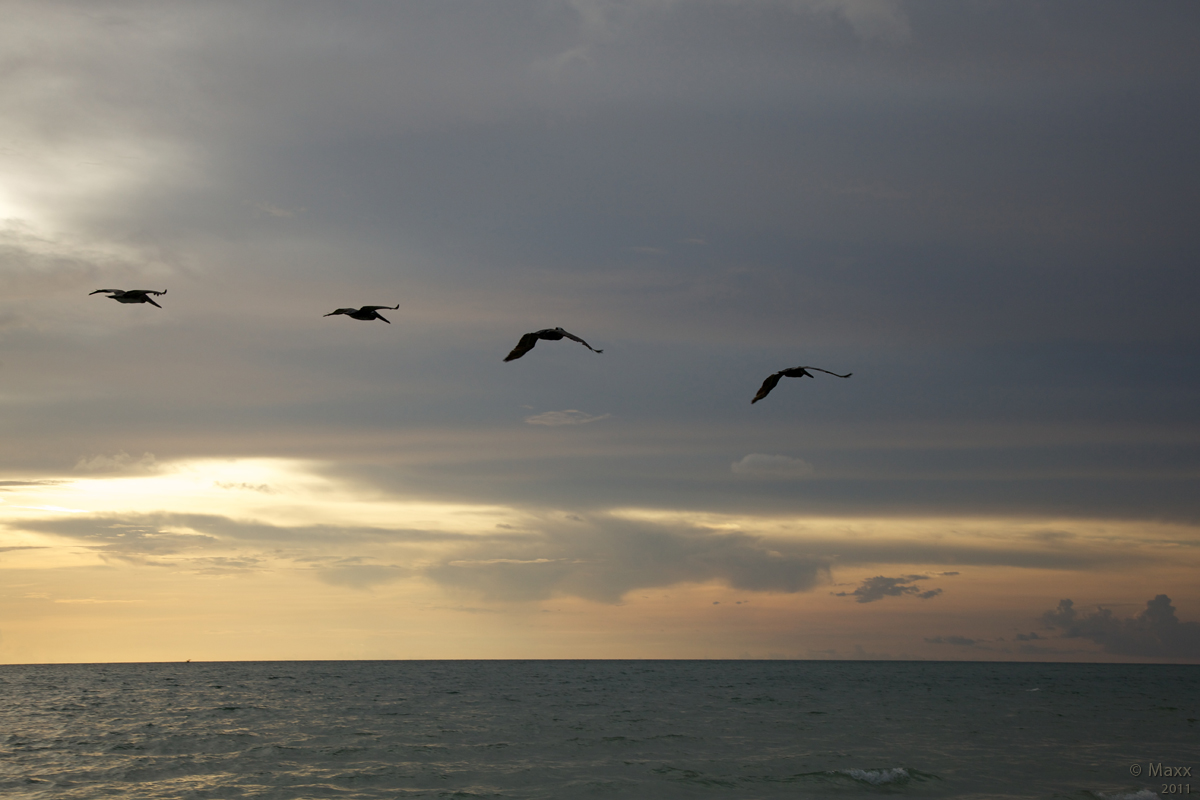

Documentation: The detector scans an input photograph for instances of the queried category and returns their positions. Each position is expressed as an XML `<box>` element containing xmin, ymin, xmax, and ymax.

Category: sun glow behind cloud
<box><xmin>3</xmin><ymin>457</ymin><xmax>1199</xmax><ymax>662</ymax></box>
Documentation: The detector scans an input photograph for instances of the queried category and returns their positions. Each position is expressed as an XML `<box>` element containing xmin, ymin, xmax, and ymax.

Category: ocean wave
<box><xmin>838</xmin><ymin>767</ymin><xmax>910</xmax><ymax>785</ymax></box>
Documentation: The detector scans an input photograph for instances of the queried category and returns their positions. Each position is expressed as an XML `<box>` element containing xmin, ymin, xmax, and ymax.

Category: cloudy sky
<box><xmin>2</xmin><ymin>0</ymin><xmax>1198</xmax><ymax>663</ymax></box>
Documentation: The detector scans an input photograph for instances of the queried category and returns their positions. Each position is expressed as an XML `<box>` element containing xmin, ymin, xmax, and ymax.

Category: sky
<box><xmin>2</xmin><ymin>0</ymin><xmax>1199</xmax><ymax>664</ymax></box>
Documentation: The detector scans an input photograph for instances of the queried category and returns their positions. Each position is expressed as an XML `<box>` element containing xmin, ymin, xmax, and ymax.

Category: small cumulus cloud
<box><xmin>925</xmin><ymin>635</ymin><xmax>980</xmax><ymax>647</ymax></box>
<box><xmin>835</xmin><ymin>574</ymin><xmax>943</xmax><ymax>604</ymax></box>
<box><xmin>524</xmin><ymin>410</ymin><xmax>611</xmax><ymax>426</ymax></box>
<box><xmin>213</xmin><ymin>481</ymin><xmax>274</xmax><ymax>493</ymax></box>
<box><xmin>731</xmin><ymin>453</ymin><xmax>815</xmax><ymax>478</ymax></box>
<box><xmin>1041</xmin><ymin>595</ymin><xmax>1200</xmax><ymax>659</ymax></box>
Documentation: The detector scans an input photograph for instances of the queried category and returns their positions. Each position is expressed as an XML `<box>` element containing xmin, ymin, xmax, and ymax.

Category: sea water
<box><xmin>1</xmin><ymin>660</ymin><xmax>1195</xmax><ymax>799</ymax></box>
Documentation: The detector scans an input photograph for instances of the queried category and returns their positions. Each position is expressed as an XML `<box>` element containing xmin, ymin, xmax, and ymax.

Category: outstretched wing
<box><xmin>804</xmin><ymin>367</ymin><xmax>852</xmax><ymax>379</ymax></box>
<box><xmin>90</xmin><ymin>289</ymin><xmax>120</xmax><ymax>295</ymax></box>
<box><xmin>125</xmin><ymin>290</ymin><xmax>165</xmax><ymax>307</ymax></box>
<box><xmin>751</xmin><ymin>372</ymin><xmax>784</xmax><ymax>404</ymax></box>
<box><xmin>504</xmin><ymin>332</ymin><xmax>541</xmax><ymax>362</ymax></box>
<box><xmin>558</xmin><ymin>329</ymin><xmax>603</xmax><ymax>354</ymax></box>
<box><xmin>360</xmin><ymin>305</ymin><xmax>399</xmax><ymax>311</ymax></box>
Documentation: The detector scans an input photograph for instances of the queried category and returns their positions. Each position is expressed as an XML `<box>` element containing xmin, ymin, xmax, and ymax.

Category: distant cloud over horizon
<box><xmin>1042</xmin><ymin>595</ymin><xmax>1200</xmax><ymax>659</ymax></box>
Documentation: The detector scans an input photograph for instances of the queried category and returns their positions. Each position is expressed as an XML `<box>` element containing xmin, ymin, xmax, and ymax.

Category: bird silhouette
<box><xmin>504</xmin><ymin>327</ymin><xmax>603</xmax><ymax>361</ymax></box>
<box><xmin>323</xmin><ymin>305</ymin><xmax>400</xmax><ymax>323</ymax></box>
<box><xmin>751</xmin><ymin>366</ymin><xmax>852</xmax><ymax>403</ymax></box>
<box><xmin>89</xmin><ymin>289</ymin><xmax>167</xmax><ymax>308</ymax></box>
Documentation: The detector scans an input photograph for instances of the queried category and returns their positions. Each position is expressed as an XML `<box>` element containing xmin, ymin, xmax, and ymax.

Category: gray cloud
<box><xmin>835</xmin><ymin>574</ymin><xmax>943</xmax><ymax>603</ymax></box>
<box><xmin>1041</xmin><ymin>595</ymin><xmax>1200</xmax><ymax>659</ymax></box>
<box><xmin>426</xmin><ymin>515</ymin><xmax>831</xmax><ymax>603</ymax></box>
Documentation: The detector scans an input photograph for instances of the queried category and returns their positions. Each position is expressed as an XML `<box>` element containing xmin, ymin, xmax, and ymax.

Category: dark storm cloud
<box><xmin>1041</xmin><ymin>595</ymin><xmax>1200</xmax><ymax>659</ymax></box>
<box><xmin>834</xmin><ymin>574</ymin><xmax>942</xmax><ymax>603</ymax></box>
<box><xmin>2</xmin><ymin>0</ymin><xmax>1199</xmax><ymax>532</ymax></box>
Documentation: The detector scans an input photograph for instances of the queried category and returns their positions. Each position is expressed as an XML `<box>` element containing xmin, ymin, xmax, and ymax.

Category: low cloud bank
<box><xmin>427</xmin><ymin>516</ymin><xmax>831</xmax><ymax>603</ymax></box>
<box><xmin>15</xmin><ymin>511</ymin><xmax>830</xmax><ymax>603</ymax></box>
<box><xmin>1042</xmin><ymin>595</ymin><xmax>1200</xmax><ymax>659</ymax></box>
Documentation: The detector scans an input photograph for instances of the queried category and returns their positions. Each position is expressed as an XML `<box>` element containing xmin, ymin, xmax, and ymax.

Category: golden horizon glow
<box><xmin>3</xmin><ymin>457</ymin><xmax>1197</xmax><ymax>664</ymax></box>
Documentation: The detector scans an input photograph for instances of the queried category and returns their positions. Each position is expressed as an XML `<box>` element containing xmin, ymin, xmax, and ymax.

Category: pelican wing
<box><xmin>130</xmin><ymin>290</ymin><xmax>167</xmax><ymax>296</ymax></box>
<box><xmin>558</xmin><ymin>329</ymin><xmax>603</xmax><ymax>354</ymax></box>
<box><xmin>90</xmin><ymin>289</ymin><xmax>120</xmax><ymax>296</ymax></box>
<box><xmin>751</xmin><ymin>372</ymin><xmax>784</xmax><ymax>404</ymax></box>
<box><xmin>504</xmin><ymin>332</ymin><xmax>541</xmax><ymax>362</ymax></box>
<box><xmin>359</xmin><ymin>305</ymin><xmax>399</xmax><ymax>312</ymax></box>
<box><xmin>804</xmin><ymin>366</ymin><xmax>852</xmax><ymax>379</ymax></box>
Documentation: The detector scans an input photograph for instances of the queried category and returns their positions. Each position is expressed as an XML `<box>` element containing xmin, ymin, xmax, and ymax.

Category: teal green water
<box><xmin>1</xmin><ymin>661</ymin><xmax>1196</xmax><ymax>799</ymax></box>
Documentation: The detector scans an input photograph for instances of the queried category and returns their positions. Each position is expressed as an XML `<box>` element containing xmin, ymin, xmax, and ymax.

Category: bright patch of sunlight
<box><xmin>1</xmin><ymin>457</ymin><xmax>525</xmax><ymax>533</ymax></box>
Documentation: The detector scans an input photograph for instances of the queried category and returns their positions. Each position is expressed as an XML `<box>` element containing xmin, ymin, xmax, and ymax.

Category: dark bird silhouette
<box><xmin>504</xmin><ymin>327</ymin><xmax>603</xmax><ymax>362</ymax></box>
<box><xmin>89</xmin><ymin>289</ymin><xmax>167</xmax><ymax>308</ymax></box>
<box><xmin>323</xmin><ymin>304</ymin><xmax>400</xmax><ymax>323</ymax></box>
<box><xmin>751</xmin><ymin>366</ymin><xmax>852</xmax><ymax>403</ymax></box>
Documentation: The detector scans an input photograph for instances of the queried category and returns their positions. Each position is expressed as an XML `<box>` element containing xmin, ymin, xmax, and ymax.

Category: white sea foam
<box><xmin>839</xmin><ymin>767</ymin><xmax>909</xmax><ymax>784</ymax></box>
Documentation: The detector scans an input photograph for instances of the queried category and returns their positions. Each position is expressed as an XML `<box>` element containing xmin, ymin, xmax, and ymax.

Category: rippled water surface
<box><xmin>1</xmin><ymin>660</ymin><xmax>1196</xmax><ymax>799</ymax></box>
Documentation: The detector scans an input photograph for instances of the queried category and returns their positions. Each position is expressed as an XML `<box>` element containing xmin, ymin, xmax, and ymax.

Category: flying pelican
<box><xmin>323</xmin><ymin>305</ymin><xmax>400</xmax><ymax>323</ymax></box>
<box><xmin>89</xmin><ymin>289</ymin><xmax>167</xmax><ymax>308</ymax></box>
<box><xmin>751</xmin><ymin>366</ymin><xmax>852</xmax><ymax>404</ymax></box>
<box><xmin>504</xmin><ymin>327</ymin><xmax>603</xmax><ymax>362</ymax></box>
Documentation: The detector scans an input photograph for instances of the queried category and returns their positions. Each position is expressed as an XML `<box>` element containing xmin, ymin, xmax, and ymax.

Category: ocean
<box><xmin>1</xmin><ymin>660</ymin><xmax>1195</xmax><ymax>799</ymax></box>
